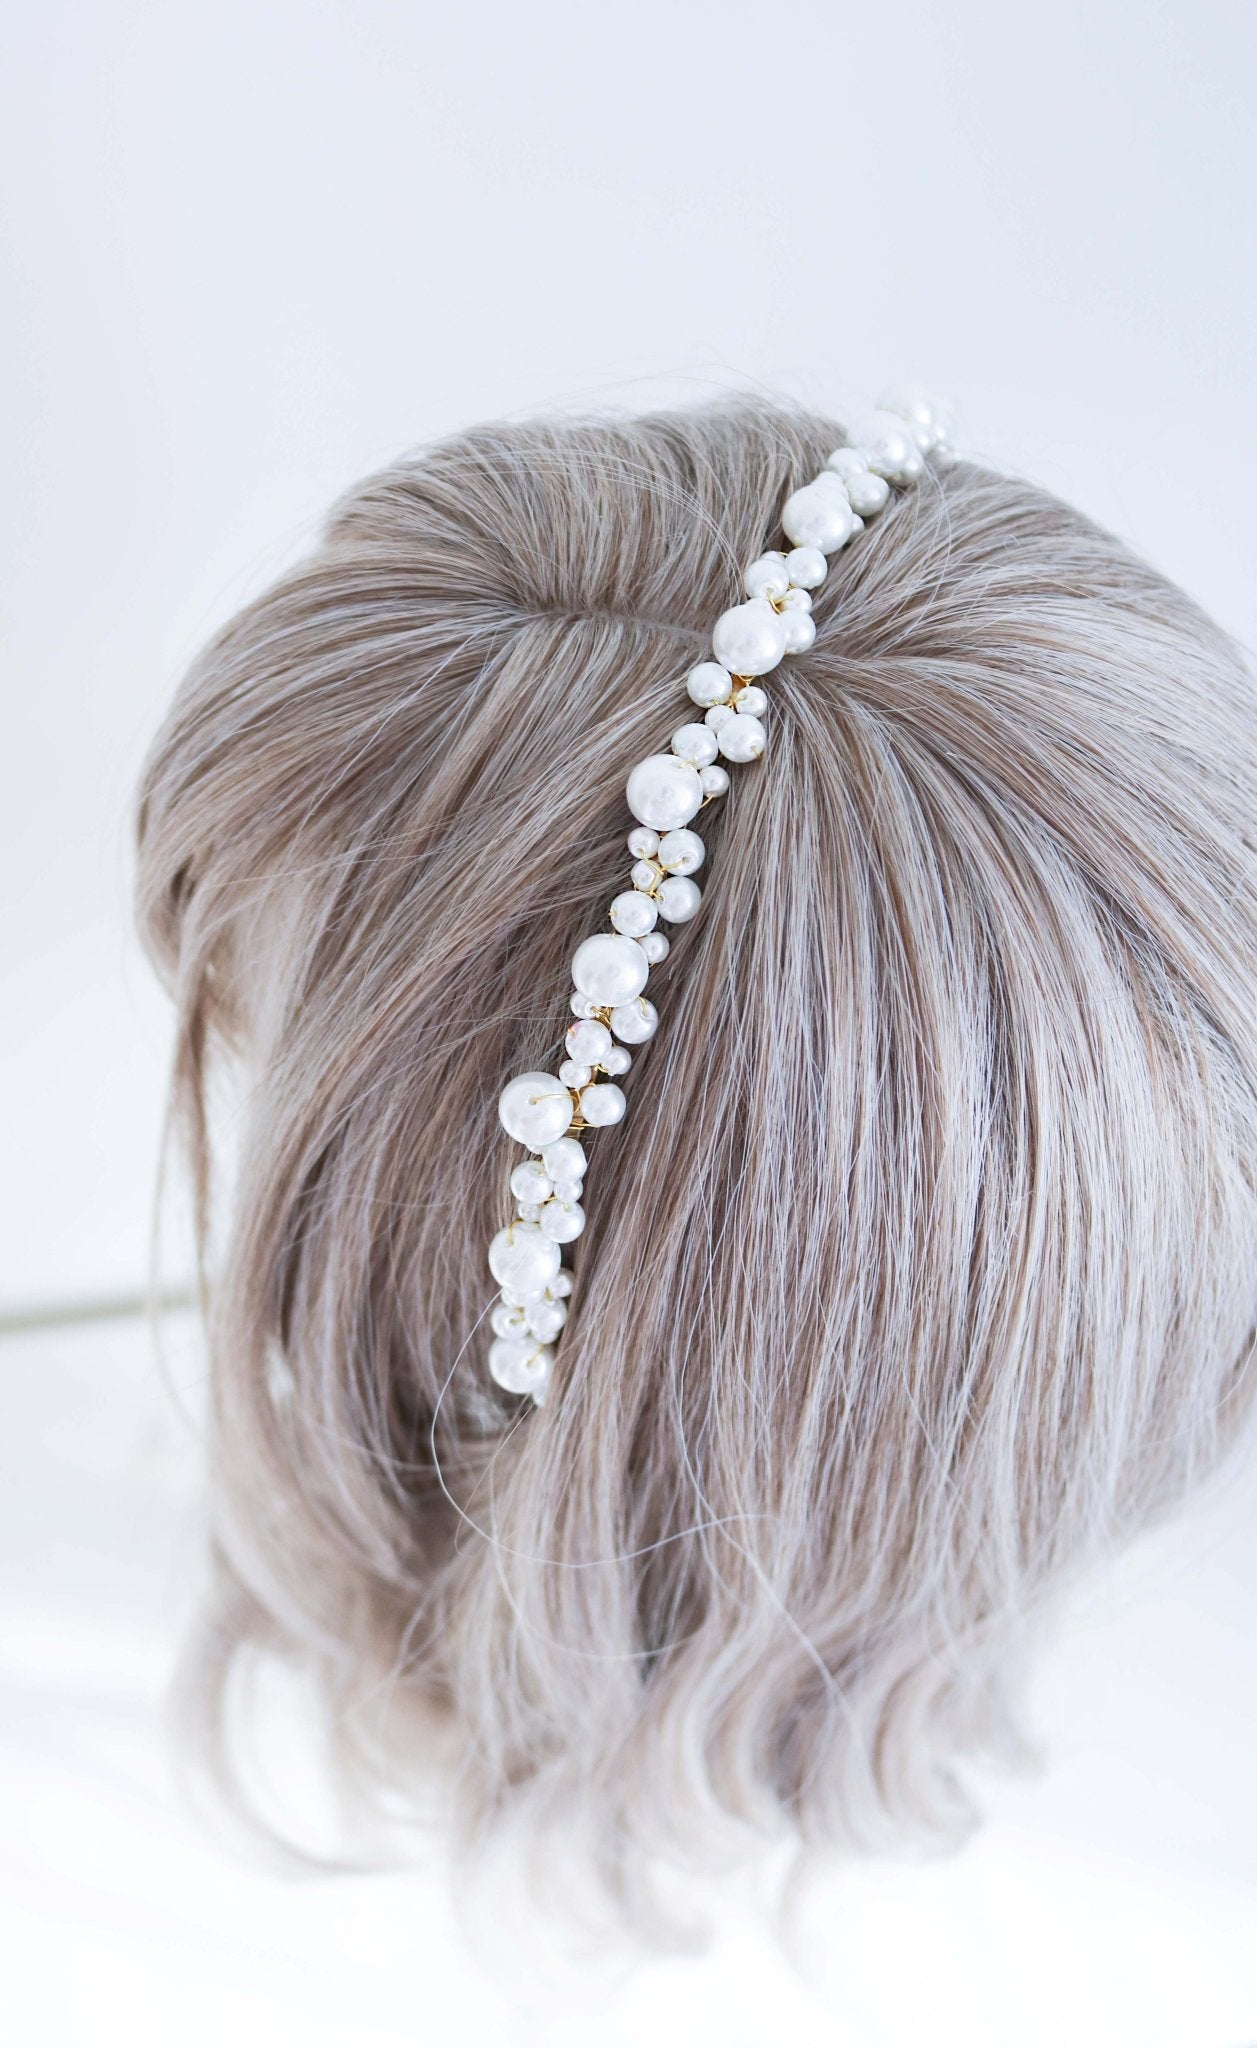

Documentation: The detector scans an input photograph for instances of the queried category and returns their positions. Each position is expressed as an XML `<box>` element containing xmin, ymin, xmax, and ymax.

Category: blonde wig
<box><xmin>136</xmin><ymin>399</ymin><xmax>1257</xmax><ymax>1921</ymax></box>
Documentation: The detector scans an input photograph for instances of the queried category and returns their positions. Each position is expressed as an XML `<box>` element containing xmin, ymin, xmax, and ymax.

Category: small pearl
<box><xmin>824</xmin><ymin>446</ymin><xmax>870</xmax><ymax>482</ymax></box>
<box><xmin>491</xmin><ymin>1299</ymin><xmax>530</xmax><ymax>1339</ymax></box>
<box><xmin>717</xmin><ymin>713</ymin><xmax>767</xmax><ymax>762</ymax></box>
<box><xmin>542</xmin><ymin>1136</ymin><xmax>586</xmax><ymax>1182</ymax></box>
<box><xmin>570</xmin><ymin>992</ymin><xmax>600</xmax><ymax>1018</ymax></box>
<box><xmin>566</xmin><ymin>1016</ymin><xmax>612</xmax><ymax>1065</ymax></box>
<box><xmin>733</xmin><ymin>686</ymin><xmax>768</xmax><ymax>717</ymax></box>
<box><xmin>638</xmin><ymin>931</ymin><xmax>670</xmax><ymax>964</ymax></box>
<box><xmin>656</xmin><ymin>875</ymin><xmax>701</xmax><ymax>923</ymax></box>
<box><xmin>686</xmin><ymin>662</ymin><xmax>733</xmax><ymax>708</ymax></box>
<box><xmin>877</xmin><ymin>387</ymin><xmax>955</xmax><ymax>453</ymax></box>
<box><xmin>499</xmin><ymin>1072</ymin><xmax>574</xmax><ymax>1150</ymax></box>
<box><xmin>657</xmin><ymin>827</ymin><xmax>705</xmax><ymax>875</ymax></box>
<box><xmin>711</xmin><ymin>598</ymin><xmax>788</xmax><ymax>678</ymax></box>
<box><xmin>705</xmin><ymin>703</ymin><xmax>736</xmax><ymax>731</ymax></box>
<box><xmin>610</xmin><ymin>995</ymin><xmax>658</xmax><ymax>1044</ymax></box>
<box><xmin>526</xmin><ymin>1298</ymin><xmax>568</xmax><ymax>1344</ymax></box>
<box><xmin>579</xmin><ymin>1082</ymin><xmax>627</xmax><ymax>1128</ymax></box>
<box><xmin>627</xmin><ymin>825</ymin><xmax>660</xmax><ymax>858</ymax></box>
<box><xmin>488</xmin><ymin>1221</ymin><xmax>562</xmax><ymax>1300</ymax></box>
<box><xmin>782</xmin><ymin>480</ymin><xmax>857</xmax><ymax>554</ymax></box>
<box><xmin>517</xmin><ymin>1201</ymin><xmax>543</xmax><ymax>1224</ymax></box>
<box><xmin>539</xmin><ymin>1197</ymin><xmax>586</xmax><ymax>1244</ymax></box>
<box><xmin>845</xmin><ymin>411</ymin><xmax>925</xmax><ymax>483</ymax></box>
<box><xmin>549</xmin><ymin>1270</ymin><xmax>574</xmax><ymax>1298</ymax></box>
<box><xmin>844</xmin><ymin>470</ymin><xmax>890</xmax><ymax>516</ymax></box>
<box><xmin>626</xmin><ymin>753</ymin><xmax>704</xmax><ymax>831</ymax></box>
<box><xmin>671</xmin><ymin>722</ymin><xmax>719</xmax><ymax>768</ymax></box>
<box><xmin>571</xmin><ymin>932</ymin><xmax>650</xmax><ymax>1006</ymax></box>
<box><xmin>700</xmin><ymin>763</ymin><xmax>730</xmax><ymax>797</ymax></box>
<box><xmin>630</xmin><ymin>858</ymin><xmax>661</xmax><ymax>892</ymax></box>
<box><xmin>780</xmin><ymin>587</ymin><xmax>812</xmax><ymax>613</ymax></box>
<box><xmin>785</xmin><ymin>545</ymin><xmax>827</xmax><ymax>590</ymax></box>
<box><xmin>602</xmin><ymin>1044</ymin><xmax>631</xmax><ymax>1076</ymax></box>
<box><xmin>610</xmin><ymin>889</ymin><xmax>659</xmax><ymax>937</ymax></box>
<box><xmin>557</xmin><ymin>1059</ymin><xmax>590</xmax><ymax>1089</ymax></box>
<box><xmin>549</xmin><ymin>1175</ymin><xmax>583</xmax><ymax>1202</ymax></box>
<box><xmin>488</xmin><ymin>1336</ymin><xmax>553</xmax><ymax>1400</ymax></box>
<box><xmin>743</xmin><ymin>552</ymin><xmax>790</xmax><ymax>601</ymax></box>
<box><xmin>782</xmin><ymin>610</ymin><xmax>816</xmax><ymax>654</ymax></box>
<box><xmin>510</xmin><ymin>1159</ymin><xmax>553</xmax><ymax>1205</ymax></box>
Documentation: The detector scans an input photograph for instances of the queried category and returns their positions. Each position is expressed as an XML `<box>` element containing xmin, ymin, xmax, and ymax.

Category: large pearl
<box><xmin>488</xmin><ymin>1221</ymin><xmax>562</xmax><ymax>1300</ymax></box>
<box><xmin>571</xmin><ymin>932</ymin><xmax>650</xmax><ymax>1006</ymax></box>
<box><xmin>626</xmin><ymin>753</ymin><xmax>704</xmax><ymax>831</ymax></box>
<box><xmin>657</xmin><ymin>827</ymin><xmax>705</xmax><ymax>875</ymax></box>
<box><xmin>655</xmin><ymin>875</ymin><xmax>701</xmax><ymax>923</ymax></box>
<box><xmin>579</xmin><ymin>1081</ymin><xmax>627</xmax><ymax>1127</ymax></box>
<box><xmin>711</xmin><ymin>599</ymin><xmax>787</xmax><ymax>678</ymax></box>
<box><xmin>686</xmin><ymin>662</ymin><xmax>733</xmax><ymax>708</ymax></box>
<box><xmin>717</xmin><ymin>713</ymin><xmax>766</xmax><ymax>762</ymax></box>
<box><xmin>609</xmin><ymin>995</ymin><xmax>658</xmax><ymax>1044</ymax></box>
<box><xmin>498</xmin><ymin>1071</ymin><xmax>574</xmax><ymax>1150</ymax></box>
<box><xmin>781</xmin><ymin>479</ymin><xmax>857</xmax><ymax>554</ymax></box>
<box><xmin>846</xmin><ymin>411</ymin><xmax>925</xmax><ymax>483</ymax></box>
<box><xmin>488</xmin><ymin>1336</ymin><xmax>553</xmax><ymax>1400</ymax></box>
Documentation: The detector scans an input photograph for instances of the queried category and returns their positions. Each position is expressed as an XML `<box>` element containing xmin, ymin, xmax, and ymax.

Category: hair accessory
<box><xmin>484</xmin><ymin>392</ymin><xmax>954</xmax><ymax>1404</ymax></box>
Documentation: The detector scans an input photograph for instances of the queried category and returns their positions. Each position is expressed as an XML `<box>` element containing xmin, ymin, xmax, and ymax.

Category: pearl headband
<box><xmin>485</xmin><ymin>392</ymin><xmax>953</xmax><ymax>1405</ymax></box>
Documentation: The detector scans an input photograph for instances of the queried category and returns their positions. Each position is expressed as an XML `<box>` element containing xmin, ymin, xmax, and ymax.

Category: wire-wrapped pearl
<box><xmin>526</xmin><ymin>1298</ymin><xmax>568</xmax><ymax>1343</ymax></box>
<box><xmin>490</xmin><ymin>1300</ymin><xmax>531</xmax><ymax>1339</ymax></box>
<box><xmin>579</xmin><ymin>1082</ymin><xmax>627</xmax><ymax>1127</ymax></box>
<box><xmin>785</xmin><ymin>545</ymin><xmax>827</xmax><ymax>589</ymax></box>
<box><xmin>716</xmin><ymin>713</ymin><xmax>767</xmax><ymax>762</ymax></box>
<box><xmin>627</xmin><ymin>825</ymin><xmax>660</xmax><ymax>858</ymax></box>
<box><xmin>539</xmin><ymin>1198</ymin><xmax>586</xmax><ymax>1243</ymax></box>
<box><xmin>626</xmin><ymin>753</ymin><xmax>704</xmax><ymax>831</ymax></box>
<box><xmin>566</xmin><ymin>1017</ymin><xmax>612</xmax><ymax>1065</ymax></box>
<box><xmin>782</xmin><ymin>610</ymin><xmax>816</xmax><ymax>654</ymax></box>
<box><xmin>602</xmin><ymin>1044</ymin><xmax>631</xmax><ymax>1076</ymax></box>
<box><xmin>488</xmin><ymin>1336</ymin><xmax>553</xmax><ymax>1400</ymax></box>
<box><xmin>610</xmin><ymin>995</ymin><xmax>658</xmax><ymax>1044</ymax></box>
<box><xmin>743</xmin><ymin>552</ymin><xmax>790</xmax><ymax>601</ymax></box>
<box><xmin>732</xmin><ymin>687</ymin><xmax>768</xmax><ymax>718</ymax></box>
<box><xmin>671</xmin><ymin>722</ymin><xmax>720</xmax><ymax>768</ymax></box>
<box><xmin>656</xmin><ymin>875</ymin><xmax>701</xmax><ymax>923</ymax></box>
<box><xmin>610</xmin><ymin>889</ymin><xmax>658</xmax><ymax>936</ymax></box>
<box><xmin>638</xmin><ymin>931</ymin><xmax>669</xmax><ymax>964</ymax></box>
<box><xmin>557</xmin><ymin>1059</ymin><xmax>590</xmax><ymax>1089</ymax></box>
<box><xmin>687</xmin><ymin>663</ymin><xmax>733</xmax><ymax>708</ymax></box>
<box><xmin>571</xmin><ymin>932</ymin><xmax>650</xmax><ymax>1006</ymax></box>
<box><xmin>488</xmin><ymin>1221</ymin><xmax>562</xmax><ymax>1300</ymax></box>
<box><xmin>499</xmin><ymin>1072</ymin><xmax>575</xmax><ymax>1149</ymax></box>
<box><xmin>877</xmin><ymin>386</ymin><xmax>954</xmax><ymax>453</ymax></box>
<box><xmin>542</xmin><ymin>1136</ymin><xmax>586</xmax><ymax>1182</ymax></box>
<box><xmin>711</xmin><ymin>599</ymin><xmax>787</xmax><ymax>678</ymax></box>
<box><xmin>510</xmin><ymin>1159</ymin><xmax>553</xmax><ymax>1205</ymax></box>
<box><xmin>845</xmin><ymin>411</ymin><xmax>925</xmax><ymax>483</ymax></box>
<box><xmin>700</xmin><ymin>764</ymin><xmax>730</xmax><ymax>797</ymax></box>
<box><xmin>657</xmin><ymin>827</ymin><xmax>705</xmax><ymax>875</ymax></box>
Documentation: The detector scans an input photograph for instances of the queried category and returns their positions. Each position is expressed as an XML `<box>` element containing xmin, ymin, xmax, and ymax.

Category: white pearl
<box><xmin>743</xmin><ymin>552</ymin><xmax>790</xmax><ymax>601</ymax></box>
<box><xmin>610</xmin><ymin>889</ymin><xmax>658</xmax><ymax>937</ymax></box>
<box><xmin>711</xmin><ymin>599</ymin><xmax>787</xmax><ymax>678</ymax></box>
<box><xmin>780</xmin><ymin>587</ymin><xmax>812</xmax><ymax>612</ymax></box>
<box><xmin>825</xmin><ymin>446</ymin><xmax>868</xmax><ymax>481</ymax></box>
<box><xmin>488</xmin><ymin>1221</ymin><xmax>561</xmax><ymax>1300</ymax></box>
<box><xmin>571</xmin><ymin>932</ymin><xmax>650</xmax><ymax>1006</ymax></box>
<box><xmin>602</xmin><ymin>1044</ymin><xmax>631</xmax><ymax>1076</ymax></box>
<box><xmin>686</xmin><ymin>662</ymin><xmax>733</xmax><ymax>708</ymax></box>
<box><xmin>549</xmin><ymin>1175</ymin><xmax>583</xmax><ymax>1202</ymax></box>
<box><xmin>785</xmin><ymin>545</ymin><xmax>827</xmax><ymax>590</ymax></box>
<box><xmin>542</xmin><ymin>1135</ymin><xmax>586</xmax><ymax>1182</ymax></box>
<box><xmin>558</xmin><ymin>1059</ymin><xmax>591</xmax><ymax>1089</ymax></box>
<box><xmin>626</xmin><ymin>825</ymin><xmax>660</xmax><ymax>858</ymax></box>
<box><xmin>510</xmin><ymin>1159</ymin><xmax>552</xmax><ymax>1205</ymax></box>
<box><xmin>656</xmin><ymin>875</ymin><xmax>701</xmax><ymax>923</ymax></box>
<box><xmin>491</xmin><ymin>1299</ymin><xmax>530</xmax><ymax>1339</ymax></box>
<box><xmin>700</xmin><ymin>764</ymin><xmax>730</xmax><ymax>797</ymax></box>
<box><xmin>526</xmin><ymin>1298</ymin><xmax>567</xmax><ymax>1343</ymax></box>
<box><xmin>488</xmin><ymin>1336</ymin><xmax>553</xmax><ymax>1399</ymax></box>
<box><xmin>626</xmin><ymin>753</ymin><xmax>704</xmax><ymax>831</ymax></box>
<box><xmin>630</xmin><ymin>858</ymin><xmax>661</xmax><ymax>892</ymax></box>
<box><xmin>671</xmin><ymin>722</ymin><xmax>719</xmax><ymax>768</ymax></box>
<box><xmin>782</xmin><ymin>610</ymin><xmax>816</xmax><ymax>654</ymax></box>
<box><xmin>498</xmin><ymin>1071</ymin><xmax>574</xmax><ymax>1150</ymax></box>
<box><xmin>570</xmin><ymin>992</ymin><xmax>600</xmax><ymax>1018</ymax></box>
<box><xmin>845</xmin><ymin>411</ymin><xmax>925</xmax><ymax>483</ymax></box>
<box><xmin>877</xmin><ymin>386</ymin><xmax>954</xmax><ymax>453</ymax></box>
<box><xmin>717</xmin><ymin>713</ymin><xmax>767</xmax><ymax>762</ymax></box>
<box><xmin>657</xmin><ymin>827</ymin><xmax>705</xmax><ymax>875</ymax></box>
<box><xmin>733</xmin><ymin>686</ymin><xmax>768</xmax><ymax>717</ymax></box>
<box><xmin>579</xmin><ymin>1082</ymin><xmax>627</xmax><ymax>1127</ymax></box>
<box><xmin>844</xmin><ymin>470</ymin><xmax>890</xmax><ymax>516</ymax></box>
<box><xmin>566</xmin><ymin>1016</ymin><xmax>612</xmax><ymax>1065</ymax></box>
<box><xmin>610</xmin><ymin>995</ymin><xmax>658</xmax><ymax>1044</ymax></box>
<box><xmin>705</xmin><ymin>703</ymin><xmax>736</xmax><ymax>731</ymax></box>
<box><xmin>781</xmin><ymin>479</ymin><xmax>858</xmax><ymax>554</ymax></box>
<box><xmin>549</xmin><ymin>1270</ymin><xmax>573</xmax><ymax>1298</ymax></box>
<box><xmin>638</xmin><ymin>931</ymin><xmax>670</xmax><ymax>964</ymax></box>
<box><xmin>539</xmin><ymin>1197</ymin><xmax>586</xmax><ymax>1244</ymax></box>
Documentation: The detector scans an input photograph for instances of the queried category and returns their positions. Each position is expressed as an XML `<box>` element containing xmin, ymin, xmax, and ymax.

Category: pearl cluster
<box><xmin>485</xmin><ymin>391</ymin><xmax>952</xmax><ymax>1404</ymax></box>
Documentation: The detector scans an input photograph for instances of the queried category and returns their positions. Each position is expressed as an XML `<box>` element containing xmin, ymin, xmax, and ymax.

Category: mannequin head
<box><xmin>136</xmin><ymin>399</ymin><xmax>1257</xmax><ymax>1915</ymax></box>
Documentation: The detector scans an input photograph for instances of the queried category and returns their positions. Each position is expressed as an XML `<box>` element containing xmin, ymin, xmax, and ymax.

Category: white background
<box><xmin>1</xmin><ymin>4</ymin><xmax>1255</xmax><ymax>2043</ymax></box>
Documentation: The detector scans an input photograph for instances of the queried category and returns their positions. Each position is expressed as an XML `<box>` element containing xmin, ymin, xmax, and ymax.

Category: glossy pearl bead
<box><xmin>488</xmin><ymin>1336</ymin><xmax>553</xmax><ymax>1399</ymax></box>
<box><xmin>559</xmin><ymin>1060</ymin><xmax>591</xmax><ymax>1090</ymax></box>
<box><xmin>610</xmin><ymin>995</ymin><xmax>658</xmax><ymax>1044</ymax></box>
<box><xmin>656</xmin><ymin>875</ymin><xmax>701</xmax><ymax>922</ymax></box>
<box><xmin>657</xmin><ymin>827</ymin><xmax>705</xmax><ymax>875</ymax></box>
<box><xmin>717</xmin><ymin>713</ymin><xmax>766</xmax><ymax>762</ymax></box>
<box><xmin>711</xmin><ymin>599</ymin><xmax>787</xmax><ymax>678</ymax></box>
<box><xmin>638</xmin><ymin>931</ymin><xmax>670</xmax><ymax>964</ymax></box>
<box><xmin>671</xmin><ymin>722</ymin><xmax>719</xmax><ymax>768</ymax></box>
<box><xmin>540</xmin><ymin>1198</ymin><xmax>586</xmax><ymax>1243</ymax></box>
<box><xmin>780</xmin><ymin>587</ymin><xmax>812</xmax><ymax>612</ymax></box>
<box><xmin>732</xmin><ymin>686</ymin><xmax>768</xmax><ymax>717</ymax></box>
<box><xmin>610</xmin><ymin>888</ymin><xmax>658</xmax><ymax>936</ymax></box>
<box><xmin>705</xmin><ymin>703</ymin><xmax>736</xmax><ymax>731</ymax></box>
<box><xmin>602</xmin><ymin>1044</ymin><xmax>631</xmax><ymax>1076</ymax></box>
<box><xmin>846</xmin><ymin>411</ymin><xmax>925</xmax><ymax>483</ymax></box>
<box><xmin>626</xmin><ymin>825</ymin><xmax>659</xmax><ymax>858</ymax></box>
<box><xmin>825</xmin><ymin>446</ymin><xmax>870</xmax><ymax>482</ymax></box>
<box><xmin>743</xmin><ymin>552</ymin><xmax>790</xmax><ymax>601</ymax></box>
<box><xmin>781</xmin><ymin>479</ymin><xmax>857</xmax><ymax>554</ymax></box>
<box><xmin>571</xmin><ymin>932</ymin><xmax>649</xmax><ymax>1006</ymax></box>
<box><xmin>782</xmin><ymin>610</ymin><xmax>816</xmax><ymax>654</ymax></box>
<box><xmin>526</xmin><ymin>1298</ymin><xmax>567</xmax><ymax>1343</ymax></box>
<box><xmin>549</xmin><ymin>1270</ymin><xmax>573</xmax><ymax>1298</ymax></box>
<box><xmin>700</xmin><ymin>763</ymin><xmax>730</xmax><ymax>797</ymax></box>
<box><xmin>491</xmin><ymin>1300</ymin><xmax>530</xmax><ymax>1339</ymax></box>
<box><xmin>686</xmin><ymin>662</ymin><xmax>733</xmax><ymax>708</ymax></box>
<box><xmin>579</xmin><ymin>1081</ymin><xmax>627</xmax><ymax>1127</ymax></box>
<box><xmin>566</xmin><ymin>1016</ymin><xmax>612</xmax><ymax>1065</ymax></box>
<box><xmin>877</xmin><ymin>387</ymin><xmax>954</xmax><ymax>452</ymax></box>
<box><xmin>499</xmin><ymin>1072</ymin><xmax>575</xmax><ymax>1150</ymax></box>
<box><xmin>488</xmin><ymin>1221</ymin><xmax>562</xmax><ymax>1299</ymax></box>
<box><xmin>785</xmin><ymin>545</ymin><xmax>827</xmax><ymax>589</ymax></box>
<box><xmin>542</xmin><ymin>1136</ymin><xmax>586</xmax><ymax>1182</ymax></box>
<box><xmin>510</xmin><ymin>1159</ymin><xmax>552</xmax><ymax>1205</ymax></box>
<box><xmin>570</xmin><ymin>992</ymin><xmax>599</xmax><ymax>1018</ymax></box>
<box><xmin>626</xmin><ymin>752</ymin><xmax>704</xmax><ymax>831</ymax></box>
<box><xmin>630</xmin><ymin>858</ymin><xmax>661</xmax><ymax>891</ymax></box>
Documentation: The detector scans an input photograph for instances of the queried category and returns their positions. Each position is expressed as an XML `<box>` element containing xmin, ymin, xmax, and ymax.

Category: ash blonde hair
<box><xmin>136</xmin><ymin>398</ymin><xmax>1257</xmax><ymax>1925</ymax></box>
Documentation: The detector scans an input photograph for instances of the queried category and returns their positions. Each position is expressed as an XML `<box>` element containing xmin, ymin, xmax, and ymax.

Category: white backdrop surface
<box><xmin>2</xmin><ymin>3</ymin><xmax>1255</xmax><ymax>2042</ymax></box>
